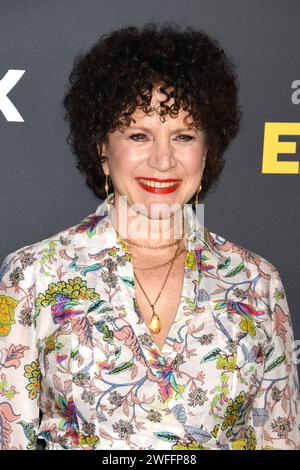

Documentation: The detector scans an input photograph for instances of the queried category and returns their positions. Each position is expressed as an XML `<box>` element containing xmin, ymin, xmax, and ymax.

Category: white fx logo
<box><xmin>0</xmin><ymin>70</ymin><xmax>25</xmax><ymax>122</ymax></box>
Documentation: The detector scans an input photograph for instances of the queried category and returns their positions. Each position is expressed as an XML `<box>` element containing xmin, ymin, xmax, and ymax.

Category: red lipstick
<box><xmin>135</xmin><ymin>177</ymin><xmax>182</xmax><ymax>194</ymax></box>
<box><xmin>136</xmin><ymin>177</ymin><xmax>181</xmax><ymax>182</ymax></box>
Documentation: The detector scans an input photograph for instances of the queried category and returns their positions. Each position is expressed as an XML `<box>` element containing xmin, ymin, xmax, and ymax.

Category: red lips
<box><xmin>135</xmin><ymin>177</ymin><xmax>181</xmax><ymax>182</ymax></box>
<box><xmin>135</xmin><ymin>177</ymin><xmax>181</xmax><ymax>194</ymax></box>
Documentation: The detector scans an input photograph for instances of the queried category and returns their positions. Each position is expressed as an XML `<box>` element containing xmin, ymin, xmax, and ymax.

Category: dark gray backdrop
<box><xmin>1</xmin><ymin>1</ymin><xmax>299</xmax><ymax>379</ymax></box>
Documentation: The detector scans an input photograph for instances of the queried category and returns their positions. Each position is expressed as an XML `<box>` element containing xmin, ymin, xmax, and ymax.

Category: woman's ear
<box><xmin>96</xmin><ymin>142</ymin><xmax>107</xmax><ymax>157</ymax></box>
<box><xmin>96</xmin><ymin>142</ymin><xmax>109</xmax><ymax>175</ymax></box>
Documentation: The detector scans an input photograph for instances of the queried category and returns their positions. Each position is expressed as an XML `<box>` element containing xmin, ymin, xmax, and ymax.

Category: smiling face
<box><xmin>97</xmin><ymin>87</ymin><xmax>207</xmax><ymax>221</ymax></box>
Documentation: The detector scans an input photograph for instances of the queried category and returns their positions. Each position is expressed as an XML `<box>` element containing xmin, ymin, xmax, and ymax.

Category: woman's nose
<box><xmin>147</xmin><ymin>139</ymin><xmax>177</xmax><ymax>171</ymax></box>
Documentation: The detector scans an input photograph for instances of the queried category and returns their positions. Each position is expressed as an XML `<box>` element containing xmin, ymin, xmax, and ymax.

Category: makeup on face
<box><xmin>135</xmin><ymin>177</ymin><xmax>182</xmax><ymax>194</ymax></box>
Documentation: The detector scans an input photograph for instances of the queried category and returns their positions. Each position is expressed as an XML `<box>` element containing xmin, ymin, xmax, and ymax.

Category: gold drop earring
<box><xmin>194</xmin><ymin>182</ymin><xmax>202</xmax><ymax>209</ymax></box>
<box><xmin>105</xmin><ymin>174</ymin><xmax>110</xmax><ymax>211</ymax></box>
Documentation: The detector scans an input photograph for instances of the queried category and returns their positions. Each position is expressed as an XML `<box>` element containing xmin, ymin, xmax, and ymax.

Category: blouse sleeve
<box><xmin>252</xmin><ymin>267</ymin><xmax>300</xmax><ymax>450</ymax></box>
<box><xmin>0</xmin><ymin>252</ymin><xmax>41</xmax><ymax>450</ymax></box>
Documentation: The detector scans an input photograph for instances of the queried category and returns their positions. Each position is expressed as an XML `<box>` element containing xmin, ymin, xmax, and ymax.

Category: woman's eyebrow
<box><xmin>127</xmin><ymin>126</ymin><xmax>195</xmax><ymax>132</ymax></box>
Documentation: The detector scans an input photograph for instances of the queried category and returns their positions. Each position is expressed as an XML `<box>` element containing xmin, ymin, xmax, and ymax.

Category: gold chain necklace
<box><xmin>115</xmin><ymin>230</ymin><xmax>182</xmax><ymax>249</ymax></box>
<box><xmin>117</xmin><ymin>235</ymin><xmax>184</xmax><ymax>271</ymax></box>
<box><xmin>133</xmin><ymin>242</ymin><xmax>181</xmax><ymax>334</ymax></box>
<box><xmin>133</xmin><ymin>246</ymin><xmax>186</xmax><ymax>271</ymax></box>
<box><xmin>116</xmin><ymin>215</ymin><xmax>186</xmax><ymax>334</ymax></box>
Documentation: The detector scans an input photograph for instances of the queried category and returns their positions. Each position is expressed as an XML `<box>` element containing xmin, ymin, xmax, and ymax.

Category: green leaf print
<box><xmin>70</xmin><ymin>345</ymin><xmax>79</xmax><ymax>358</ymax></box>
<box><xmin>265</xmin><ymin>343</ymin><xmax>275</xmax><ymax>362</ymax></box>
<box><xmin>183</xmin><ymin>297</ymin><xmax>196</xmax><ymax>310</ymax></box>
<box><xmin>153</xmin><ymin>431</ymin><xmax>180</xmax><ymax>442</ymax></box>
<box><xmin>99</xmin><ymin>306</ymin><xmax>114</xmax><ymax>315</ymax></box>
<box><xmin>217</xmin><ymin>257</ymin><xmax>231</xmax><ymax>270</ymax></box>
<box><xmin>87</xmin><ymin>299</ymin><xmax>106</xmax><ymax>313</ymax></box>
<box><xmin>224</xmin><ymin>261</ymin><xmax>244</xmax><ymax>278</ymax></box>
<box><xmin>201</xmin><ymin>348</ymin><xmax>221</xmax><ymax>363</ymax></box>
<box><xmin>121</xmin><ymin>277</ymin><xmax>135</xmax><ymax>287</ymax></box>
<box><xmin>264</xmin><ymin>353</ymin><xmax>286</xmax><ymax>373</ymax></box>
<box><xmin>214</xmin><ymin>301</ymin><xmax>227</xmax><ymax>310</ymax></box>
<box><xmin>94</xmin><ymin>320</ymin><xmax>114</xmax><ymax>344</ymax></box>
<box><xmin>107</xmin><ymin>358</ymin><xmax>134</xmax><ymax>375</ymax></box>
<box><xmin>113</xmin><ymin>347</ymin><xmax>121</xmax><ymax>360</ymax></box>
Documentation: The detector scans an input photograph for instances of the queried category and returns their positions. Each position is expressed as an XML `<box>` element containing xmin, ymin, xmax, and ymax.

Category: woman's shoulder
<box><xmin>1</xmin><ymin>225</ymin><xmax>74</xmax><ymax>272</ymax></box>
<box><xmin>202</xmin><ymin>228</ymin><xmax>292</xmax><ymax>342</ymax></box>
<box><xmin>0</xmin><ymin>203</ymin><xmax>111</xmax><ymax>285</ymax></box>
<box><xmin>0</xmin><ymin>209</ymin><xmax>92</xmax><ymax>279</ymax></box>
<box><xmin>203</xmin><ymin>227</ymin><xmax>280</xmax><ymax>285</ymax></box>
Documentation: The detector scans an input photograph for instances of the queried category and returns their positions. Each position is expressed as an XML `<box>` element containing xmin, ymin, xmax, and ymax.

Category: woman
<box><xmin>0</xmin><ymin>23</ymin><xmax>299</xmax><ymax>451</ymax></box>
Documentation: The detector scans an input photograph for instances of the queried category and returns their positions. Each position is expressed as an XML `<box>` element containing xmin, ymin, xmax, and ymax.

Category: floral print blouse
<box><xmin>0</xmin><ymin>192</ymin><xmax>299</xmax><ymax>450</ymax></box>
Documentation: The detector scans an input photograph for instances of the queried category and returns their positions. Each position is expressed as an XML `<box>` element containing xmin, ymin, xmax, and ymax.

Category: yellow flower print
<box><xmin>24</xmin><ymin>360</ymin><xmax>41</xmax><ymax>400</ymax></box>
<box><xmin>108</xmin><ymin>247</ymin><xmax>118</xmax><ymax>256</ymax></box>
<box><xmin>124</xmin><ymin>252</ymin><xmax>132</xmax><ymax>262</ymax></box>
<box><xmin>44</xmin><ymin>334</ymin><xmax>56</xmax><ymax>356</ymax></box>
<box><xmin>35</xmin><ymin>277</ymin><xmax>100</xmax><ymax>312</ymax></box>
<box><xmin>0</xmin><ymin>295</ymin><xmax>18</xmax><ymax>337</ymax></box>
<box><xmin>245</xmin><ymin>425</ymin><xmax>257</xmax><ymax>449</ymax></box>
<box><xmin>221</xmin><ymin>391</ymin><xmax>246</xmax><ymax>437</ymax></box>
<box><xmin>78</xmin><ymin>434</ymin><xmax>100</xmax><ymax>446</ymax></box>
<box><xmin>172</xmin><ymin>439</ymin><xmax>207</xmax><ymax>450</ymax></box>
<box><xmin>185</xmin><ymin>250</ymin><xmax>197</xmax><ymax>270</ymax></box>
<box><xmin>211</xmin><ymin>423</ymin><xmax>220</xmax><ymax>438</ymax></box>
<box><xmin>117</xmin><ymin>238</ymin><xmax>129</xmax><ymax>253</ymax></box>
<box><xmin>239</xmin><ymin>316</ymin><xmax>256</xmax><ymax>337</ymax></box>
<box><xmin>231</xmin><ymin>426</ymin><xmax>257</xmax><ymax>450</ymax></box>
<box><xmin>216</xmin><ymin>352</ymin><xmax>237</xmax><ymax>371</ymax></box>
<box><xmin>232</xmin><ymin>439</ymin><xmax>246</xmax><ymax>450</ymax></box>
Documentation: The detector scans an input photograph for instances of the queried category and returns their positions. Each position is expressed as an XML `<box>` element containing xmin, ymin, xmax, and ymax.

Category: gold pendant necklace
<box><xmin>116</xmin><ymin>215</ymin><xmax>186</xmax><ymax>335</ymax></box>
<box><xmin>133</xmin><ymin>242</ymin><xmax>181</xmax><ymax>334</ymax></box>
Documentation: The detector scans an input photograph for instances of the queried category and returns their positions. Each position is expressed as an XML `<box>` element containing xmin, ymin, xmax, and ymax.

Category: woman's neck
<box><xmin>110</xmin><ymin>196</ymin><xmax>187</xmax><ymax>249</ymax></box>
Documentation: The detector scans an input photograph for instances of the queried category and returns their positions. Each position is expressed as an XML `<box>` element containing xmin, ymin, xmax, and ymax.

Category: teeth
<box><xmin>139</xmin><ymin>179</ymin><xmax>179</xmax><ymax>188</ymax></box>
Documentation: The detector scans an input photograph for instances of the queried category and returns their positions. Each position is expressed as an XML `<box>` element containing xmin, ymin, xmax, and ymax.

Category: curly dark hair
<box><xmin>63</xmin><ymin>22</ymin><xmax>242</xmax><ymax>205</ymax></box>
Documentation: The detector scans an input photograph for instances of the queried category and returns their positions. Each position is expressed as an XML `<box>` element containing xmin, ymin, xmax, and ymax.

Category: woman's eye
<box><xmin>129</xmin><ymin>133</ymin><xmax>194</xmax><ymax>142</ymax></box>
<box><xmin>129</xmin><ymin>133</ymin><xmax>146</xmax><ymax>141</ymax></box>
<box><xmin>176</xmin><ymin>134</ymin><xmax>194</xmax><ymax>141</ymax></box>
